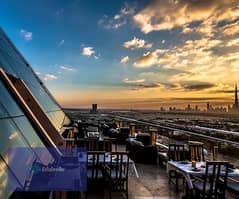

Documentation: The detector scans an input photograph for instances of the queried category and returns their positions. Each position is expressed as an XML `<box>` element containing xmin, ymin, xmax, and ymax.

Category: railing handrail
<box><xmin>112</xmin><ymin>115</ymin><xmax>239</xmax><ymax>146</ymax></box>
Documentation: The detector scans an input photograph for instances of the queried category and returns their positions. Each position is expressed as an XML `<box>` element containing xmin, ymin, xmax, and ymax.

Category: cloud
<box><xmin>226</xmin><ymin>38</ymin><xmax>239</xmax><ymax>47</ymax></box>
<box><xmin>98</xmin><ymin>3</ymin><xmax>135</xmax><ymax>30</ymax></box>
<box><xmin>123</xmin><ymin>78</ymin><xmax>145</xmax><ymax>84</ymax></box>
<box><xmin>98</xmin><ymin>15</ymin><xmax>127</xmax><ymax>30</ymax></box>
<box><xmin>133</xmin><ymin>51</ymin><xmax>158</xmax><ymax>68</ymax></box>
<box><xmin>94</xmin><ymin>55</ymin><xmax>99</xmax><ymax>60</ymax></box>
<box><xmin>133</xmin><ymin>0</ymin><xmax>239</xmax><ymax>34</ymax></box>
<box><xmin>58</xmin><ymin>39</ymin><xmax>65</xmax><ymax>46</ymax></box>
<box><xmin>132</xmin><ymin>83</ymin><xmax>161</xmax><ymax>90</ymax></box>
<box><xmin>118</xmin><ymin>5</ymin><xmax>135</xmax><ymax>17</ymax></box>
<box><xmin>43</xmin><ymin>74</ymin><xmax>57</xmax><ymax>81</ymax></box>
<box><xmin>82</xmin><ymin>47</ymin><xmax>95</xmax><ymax>56</ymax></box>
<box><xmin>120</xmin><ymin>56</ymin><xmax>129</xmax><ymax>63</ymax></box>
<box><xmin>123</xmin><ymin>37</ymin><xmax>153</xmax><ymax>50</ymax></box>
<box><xmin>59</xmin><ymin>65</ymin><xmax>76</xmax><ymax>72</ymax></box>
<box><xmin>35</xmin><ymin>72</ymin><xmax>41</xmax><ymax>76</ymax></box>
<box><xmin>129</xmin><ymin>36</ymin><xmax>235</xmax><ymax>85</ymax></box>
<box><xmin>182</xmin><ymin>82</ymin><xmax>215</xmax><ymax>91</ymax></box>
<box><xmin>222</xmin><ymin>20</ymin><xmax>239</xmax><ymax>35</ymax></box>
<box><xmin>172</xmin><ymin>97</ymin><xmax>227</xmax><ymax>101</ymax></box>
<box><xmin>20</xmin><ymin>29</ymin><xmax>32</xmax><ymax>41</ymax></box>
<box><xmin>212</xmin><ymin>90</ymin><xmax>234</xmax><ymax>94</ymax></box>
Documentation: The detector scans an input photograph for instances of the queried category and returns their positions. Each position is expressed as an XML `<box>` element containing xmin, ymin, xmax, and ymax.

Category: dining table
<box><xmin>86</xmin><ymin>152</ymin><xmax>139</xmax><ymax>178</ymax></box>
<box><xmin>167</xmin><ymin>161</ymin><xmax>239</xmax><ymax>190</ymax></box>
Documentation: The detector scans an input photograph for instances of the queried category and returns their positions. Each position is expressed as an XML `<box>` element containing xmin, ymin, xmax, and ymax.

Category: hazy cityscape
<box><xmin>1</xmin><ymin>1</ymin><xmax>239</xmax><ymax>199</ymax></box>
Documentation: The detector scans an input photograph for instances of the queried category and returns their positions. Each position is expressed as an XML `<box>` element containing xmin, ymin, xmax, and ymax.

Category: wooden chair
<box><xmin>189</xmin><ymin>141</ymin><xmax>205</xmax><ymax>161</ymax></box>
<box><xmin>77</xmin><ymin>138</ymin><xmax>99</xmax><ymax>151</ymax></box>
<box><xmin>168</xmin><ymin>144</ymin><xmax>187</xmax><ymax>192</ymax></box>
<box><xmin>103</xmin><ymin>152</ymin><xmax>129</xmax><ymax>199</ymax></box>
<box><xmin>101</xmin><ymin>139</ymin><xmax>113</xmax><ymax>152</ymax></box>
<box><xmin>168</xmin><ymin>143</ymin><xmax>186</xmax><ymax>161</ymax></box>
<box><xmin>86</xmin><ymin>151</ymin><xmax>106</xmax><ymax>196</ymax></box>
<box><xmin>100</xmin><ymin>138</ymin><xmax>117</xmax><ymax>152</ymax></box>
<box><xmin>193</xmin><ymin>161</ymin><xmax>229</xmax><ymax>199</ymax></box>
<box><xmin>87</xmin><ymin>151</ymin><xmax>105</xmax><ymax>179</ymax></box>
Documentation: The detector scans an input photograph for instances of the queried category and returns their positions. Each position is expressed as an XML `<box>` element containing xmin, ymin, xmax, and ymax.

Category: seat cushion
<box><xmin>130</xmin><ymin>139</ymin><xmax>144</xmax><ymax>147</ymax></box>
<box><xmin>194</xmin><ymin>180</ymin><xmax>211</xmax><ymax>192</ymax></box>
<box><xmin>136</xmin><ymin>133</ymin><xmax>151</xmax><ymax>145</ymax></box>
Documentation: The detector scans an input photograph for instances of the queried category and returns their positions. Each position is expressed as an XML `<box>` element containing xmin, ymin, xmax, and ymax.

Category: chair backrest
<box><xmin>101</xmin><ymin>139</ymin><xmax>113</xmax><ymax>152</ymax></box>
<box><xmin>168</xmin><ymin>144</ymin><xmax>186</xmax><ymax>161</ymax></box>
<box><xmin>109</xmin><ymin>152</ymin><xmax>129</xmax><ymax>180</ymax></box>
<box><xmin>77</xmin><ymin>138</ymin><xmax>99</xmax><ymax>151</ymax></box>
<box><xmin>87</xmin><ymin>151</ymin><xmax>105</xmax><ymax>179</ymax></box>
<box><xmin>189</xmin><ymin>142</ymin><xmax>205</xmax><ymax>161</ymax></box>
<box><xmin>203</xmin><ymin>161</ymin><xmax>229</xmax><ymax>198</ymax></box>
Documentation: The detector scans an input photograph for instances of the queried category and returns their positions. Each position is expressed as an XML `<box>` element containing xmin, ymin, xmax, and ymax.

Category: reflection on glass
<box><xmin>0</xmin><ymin>81</ymin><xmax>23</xmax><ymax>117</ymax></box>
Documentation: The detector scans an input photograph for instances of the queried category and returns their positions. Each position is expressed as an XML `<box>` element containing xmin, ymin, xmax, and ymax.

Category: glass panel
<box><xmin>0</xmin><ymin>119</ymin><xmax>37</xmax><ymax>187</ymax></box>
<box><xmin>0</xmin><ymin>102</ymin><xmax>9</xmax><ymax>118</ymax></box>
<box><xmin>13</xmin><ymin>117</ymin><xmax>45</xmax><ymax>148</ymax></box>
<box><xmin>0</xmin><ymin>158</ymin><xmax>20</xmax><ymax>199</ymax></box>
<box><xmin>0</xmin><ymin>80</ymin><xmax>23</xmax><ymax>117</ymax></box>
<box><xmin>0</xmin><ymin>119</ymin><xmax>31</xmax><ymax>156</ymax></box>
<box><xmin>47</xmin><ymin>112</ymin><xmax>60</xmax><ymax>131</ymax></box>
<box><xmin>13</xmin><ymin>117</ymin><xmax>54</xmax><ymax>165</ymax></box>
<box><xmin>0</xmin><ymin>29</ymin><xmax>70</xmax><ymax>131</ymax></box>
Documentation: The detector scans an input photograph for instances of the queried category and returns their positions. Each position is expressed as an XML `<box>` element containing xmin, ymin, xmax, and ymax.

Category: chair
<box><xmin>168</xmin><ymin>144</ymin><xmax>186</xmax><ymax>161</ymax></box>
<box><xmin>117</xmin><ymin>127</ymin><xmax>130</xmax><ymax>144</ymax></box>
<box><xmin>87</xmin><ymin>151</ymin><xmax>106</xmax><ymax>195</ymax></box>
<box><xmin>189</xmin><ymin>141</ymin><xmax>205</xmax><ymax>161</ymax></box>
<box><xmin>87</xmin><ymin>151</ymin><xmax>106</xmax><ymax>179</ymax></box>
<box><xmin>136</xmin><ymin>133</ymin><xmax>151</xmax><ymax>145</ymax></box>
<box><xmin>168</xmin><ymin>144</ymin><xmax>187</xmax><ymax>192</ymax></box>
<box><xmin>77</xmin><ymin>138</ymin><xmax>99</xmax><ymax>151</ymax></box>
<box><xmin>193</xmin><ymin>161</ymin><xmax>229</xmax><ymax>199</ymax></box>
<box><xmin>125</xmin><ymin>138</ymin><xmax>158</xmax><ymax>164</ymax></box>
<box><xmin>103</xmin><ymin>152</ymin><xmax>129</xmax><ymax>199</ymax></box>
<box><xmin>101</xmin><ymin>138</ymin><xmax>117</xmax><ymax>152</ymax></box>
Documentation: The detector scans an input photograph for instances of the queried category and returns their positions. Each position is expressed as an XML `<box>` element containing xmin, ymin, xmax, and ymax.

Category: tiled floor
<box><xmin>127</xmin><ymin>164</ymin><xmax>183</xmax><ymax>199</ymax></box>
<box><xmin>86</xmin><ymin>163</ymin><xmax>183</xmax><ymax>199</ymax></box>
<box><xmin>86</xmin><ymin>144</ymin><xmax>237</xmax><ymax>199</ymax></box>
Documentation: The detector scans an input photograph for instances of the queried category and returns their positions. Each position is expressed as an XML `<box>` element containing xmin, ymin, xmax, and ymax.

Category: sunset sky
<box><xmin>1</xmin><ymin>0</ymin><xmax>239</xmax><ymax>109</ymax></box>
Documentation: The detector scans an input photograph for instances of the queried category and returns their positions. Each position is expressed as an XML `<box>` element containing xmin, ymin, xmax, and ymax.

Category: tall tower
<box><xmin>234</xmin><ymin>84</ymin><xmax>238</xmax><ymax>109</ymax></box>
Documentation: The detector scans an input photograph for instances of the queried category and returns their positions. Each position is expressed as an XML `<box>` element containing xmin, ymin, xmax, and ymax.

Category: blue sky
<box><xmin>1</xmin><ymin>0</ymin><xmax>239</xmax><ymax>109</ymax></box>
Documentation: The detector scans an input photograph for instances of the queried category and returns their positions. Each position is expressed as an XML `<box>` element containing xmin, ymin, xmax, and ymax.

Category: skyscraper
<box><xmin>234</xmin><ymin>84</ymin><xmax>238</xmax><ymax>109</ymax></box>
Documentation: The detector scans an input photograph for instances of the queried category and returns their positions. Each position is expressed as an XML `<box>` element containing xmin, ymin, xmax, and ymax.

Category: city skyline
<box><xmin>1</xmin><ymin>0</ymin><xmax>239</xmax><ymax>109</ymax></box>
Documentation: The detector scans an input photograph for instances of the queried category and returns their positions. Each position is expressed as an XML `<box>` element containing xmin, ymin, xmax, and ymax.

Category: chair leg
<box><xmin>126</xmin><ymin>182</ymin><xmax>128</xmax><ymax>199</ymax></box>
<box><xmin>85</xmin><ymin>193</ymin><xmax>87</xmax><ymax>199</ymax></box>
<box><xmin>175</xmin><ymin>175</ymin><xmax>179</xmax><ymax>193</ymax></box>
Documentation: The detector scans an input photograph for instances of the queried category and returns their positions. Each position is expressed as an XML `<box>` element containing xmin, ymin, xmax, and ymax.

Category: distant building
<box><xmin>207</xmin><ymin>102</ymin><xmax>211</xmax><ymax>112</ymax></box>
<box><xmin>195</xmin><ymin>105</ymin><xmax>199</xmax><ymax>111</ymax></box>
<box><xmin>229</xmin><ymin>84</ymin><xmax>239</xmax><ymax>113</ymax></box>
<box><xmin>233</xmin><ymin>84</ymin><xmax>239</xmax><ymax>110</ymax></box>
<box><xmin>91</xmin><ymin>104</ymin><xmax>98</xmax><ymax>113</ymax></box>
<box><xmin>187</xmin><ymin>104</ymin><xmax>191</xmax><ymax>111</ymax></box>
